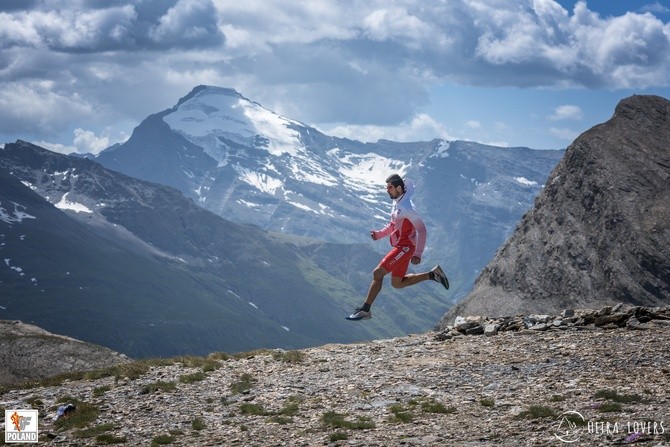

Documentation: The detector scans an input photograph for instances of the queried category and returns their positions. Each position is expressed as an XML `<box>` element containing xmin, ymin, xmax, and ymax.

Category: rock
<box><xmin>465</xmin><ymin>325</ymin><xmax>485</xmax><ymax>335</ymax></box>
<box><xmin>484</xmin><ymin>324</ymin><xmax>499</xmax><ymax>336</ymax></box>
<box><xmin>561</xmin><ymin>309</ymin><xmax>575</xmax><ymax>318</ymax></box>
<box><xmin>440</xmin><ymin>95</ymin><xmax>670</xmax><ymax>324</ymax></box>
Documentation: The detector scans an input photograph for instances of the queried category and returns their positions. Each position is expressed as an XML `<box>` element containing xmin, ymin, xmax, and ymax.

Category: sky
<box><xmin>0</xmin><ymin>0</ymin><xmax>669</xmax><ymax>154</ymax></box>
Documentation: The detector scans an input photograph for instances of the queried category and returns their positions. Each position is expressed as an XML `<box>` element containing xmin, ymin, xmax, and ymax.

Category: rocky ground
<box><xmin>1</xmin><ymin>307</ymin><xmax>669</xmax><ymax>446</ymax></box>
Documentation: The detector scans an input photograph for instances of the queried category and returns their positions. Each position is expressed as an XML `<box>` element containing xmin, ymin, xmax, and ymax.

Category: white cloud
<box><xmin>549</xmin><ymin>105</ymin><xmax>583</xmax><ymax>121</ymax></box>
<box><xmin>322</xmin><ymin>113</ymin><xmax>454</xmax><ymax>143</ymax></box>
<box><xmin>0</xmin><ymin>83</ymin><xmax>94</xmax><ymax>135</ymax></box>
<box><xmin>466</xmin><ymin>120</ymin><xmax>482</xmax><ymax>129</ymax></box>
<box><xmin>640</xmin><ymin>2</ymin><xmax>670</xmax><ymax>15</ymax></box>
<box><xmin>36</xmin><ymin>128</ymin><xmax>128</xmax><ymax>155</ymax></box>
<box><xmin>1</xmin><ymin>0</ymin><xmax>669</xmax><ymax>149</ymax></box>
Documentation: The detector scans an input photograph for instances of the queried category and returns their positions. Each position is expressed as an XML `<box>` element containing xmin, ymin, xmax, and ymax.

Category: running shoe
<box><xmin>431</xmin><ymin>265</ymin><xmax>450</xmax><ymax>290</ymax></box>
<box><xmin>345</xmin><ymin>307</ymin><xmax>372</xmax><ymax>320</ymax></box>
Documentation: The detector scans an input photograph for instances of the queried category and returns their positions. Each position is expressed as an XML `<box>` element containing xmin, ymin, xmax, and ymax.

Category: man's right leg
<box><xmin>364</xmin><ymin>265</ymin><xmax>387</xmax><ymax>307</ymax></box>
<box><xmin>346</xmin><ymin>264</ymin><xmax>387</xmax><ymax>321</ymax></box>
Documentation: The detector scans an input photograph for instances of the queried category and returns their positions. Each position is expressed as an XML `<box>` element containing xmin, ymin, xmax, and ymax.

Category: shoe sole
<box><xmin>434</xmin><ymin>265</ymin><xmax>450</xmax><ymax>290</ymax></box>
<box><xmin>345</xmin><ymin>314</ymin><xmax>372</xmax><ymax>320</ymax></box>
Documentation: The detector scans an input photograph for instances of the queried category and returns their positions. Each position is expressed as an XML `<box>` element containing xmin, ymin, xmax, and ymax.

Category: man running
<box><xmin>346</xmin><ymin>174</ymin><xmax>449</xmax><ymax>321</ymax></box>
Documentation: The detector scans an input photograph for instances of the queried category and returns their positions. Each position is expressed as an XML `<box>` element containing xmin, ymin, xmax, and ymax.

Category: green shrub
<box><xmin>516</xmin><ymin>405</ymin><xmax>557</xmax><ymax>420</ymax></box>
<box><xmin>140</xmin><ymin>381</ymin><xmax>176</xmax><ymax>395</ymax></box>
<box><xmin>329</xmin><ymin>431</ymin><xmax>348</xmax><ymax>441</ymax></box>
<box><xmin>239</xmin><ymin>403</ymin><xmax>267</xmax><ymax>416</ymax></box>
<box><xmin>191</xmin><ymin>418</ymin><xmax>206</xmax><ymax>430</ymax></box>
<box><xmin>230</xmin><ymin>373</ymin><xmax>256</xmax><ymax>394</ymax></box>
<box><xmin>594</xmin><ymin>389</ymin><xmax>644</xmax><ymax>404</ymax></box>
<box><xmin>151</xmin><ymin>434</ymin><xmax>175</xmax><ymax>445</ymax></box>
<box><xmin>179</xmin><ymin>372</ymin><xmax>206</xmax><ymax>384</ymax></box>
<box><xmin>322</xmin><ymin>411</ymin><xmax>375</xmax><ymax>430</ymax></box>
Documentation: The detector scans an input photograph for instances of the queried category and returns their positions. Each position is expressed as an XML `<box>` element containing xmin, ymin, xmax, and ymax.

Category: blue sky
<box><xmin>0</xmin><ymin>0</ymin><xmax>669</xmax><ymax>153</ymax></box>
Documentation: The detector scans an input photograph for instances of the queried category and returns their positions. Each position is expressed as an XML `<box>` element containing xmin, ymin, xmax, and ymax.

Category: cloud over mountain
<box><xmin>1</xmin><ymin>1</ymin><xmax>668</xmax><ymax>152</ymax></box>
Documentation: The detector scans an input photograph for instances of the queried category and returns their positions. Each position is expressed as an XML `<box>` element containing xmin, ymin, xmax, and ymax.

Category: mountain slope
<box><xmin>441</xmin><ymin>95</ymin><xmax>670</xmax><ymax>323</ymax></box>
<box><xmin>0</xmin><ymin>141</ymin><xmax>430</xmax><ymax>357</ymax></box>
<box><xmin>96</xmin><ymin>85</ymin><xmax>564</xmax><ymax>304</ymax></box>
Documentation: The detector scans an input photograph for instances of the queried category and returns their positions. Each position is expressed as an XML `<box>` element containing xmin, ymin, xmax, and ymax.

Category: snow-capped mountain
<box><xmin>97</xmin><ymin>85</ymin><xmax>565</xmax><ymax>302</ymax></box>
<box><xmin>2</xmin><ymin>141</ymin><xmax>436</xmax><ymax>358</ymax></box>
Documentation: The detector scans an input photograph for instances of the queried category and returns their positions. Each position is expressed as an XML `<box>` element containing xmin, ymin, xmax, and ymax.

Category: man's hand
<box><xmin>370</xmin><ymin>231</ymin><xmax>378</xmax><ymax>240</ymax></box>
<box><xmin>411</xmin><ymin>256</ymin><xmax>421</xmax><ymax>265</ymax></box>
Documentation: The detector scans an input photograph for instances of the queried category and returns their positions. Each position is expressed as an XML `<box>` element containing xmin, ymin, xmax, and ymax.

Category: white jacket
<box><xmin>371</xmin><ymin>178</ymin><xmax>427</xmax><ymax>259</ymax></box>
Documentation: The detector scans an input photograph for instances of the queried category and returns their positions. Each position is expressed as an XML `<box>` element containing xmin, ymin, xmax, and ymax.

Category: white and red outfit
<box><xmin>371</xmin><ymin>179</ymin><xmax>427</xmax><ymax>278</ymax></box>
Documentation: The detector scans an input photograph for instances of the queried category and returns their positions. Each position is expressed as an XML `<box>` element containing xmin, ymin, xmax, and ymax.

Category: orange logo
<box><xmin>10</xmin><ymin>412</ymin><xmax>22</xmax><ymax>431</ymax></box>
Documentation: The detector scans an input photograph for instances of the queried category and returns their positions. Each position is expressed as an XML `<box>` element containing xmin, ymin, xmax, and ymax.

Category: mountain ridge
<box><xmin>95</xmin><ymin>85</ymin><xmax>564</xmax><ymax>304</ymax></box>
<box><xmin>1</xmin><ymin>141</ymin><xmax>424</xmax><ymax>357</ymax></box>
<box><xmin>441</xmin><ymin>94</ymin><xmax>670</xmax><ymax>323</ymax></box>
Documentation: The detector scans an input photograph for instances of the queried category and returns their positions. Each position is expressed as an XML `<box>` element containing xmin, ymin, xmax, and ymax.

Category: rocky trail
<box><xmin>1</xmin><ymin>306</ymin><xmax>669</xmax><ymax>446</ymax></box>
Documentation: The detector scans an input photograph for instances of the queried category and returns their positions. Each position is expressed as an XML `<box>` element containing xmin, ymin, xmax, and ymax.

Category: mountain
<box><xmin>0</xmin><ymin>141</ymin><xmax>440</xmax><ymax>358</ymax></box>
<box><xmin>441</xmin><ymin>95</ymin><xmax>670</xmax><ymax>323</ymax></box>
<box><xmin>96</xmin><ymin>85</ymin><xmax>564</xmax><ymax>302</ymax></box>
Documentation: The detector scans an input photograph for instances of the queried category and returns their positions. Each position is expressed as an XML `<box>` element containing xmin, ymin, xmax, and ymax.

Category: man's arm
<box><xmin>371</xmin><ymin>222</ymin><xmax>394</xmax><ymax>240</ymax></box>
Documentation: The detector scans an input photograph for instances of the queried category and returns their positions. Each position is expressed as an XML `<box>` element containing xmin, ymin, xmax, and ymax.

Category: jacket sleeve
<box><xmin>407</xmin><ymin>213</ymin><xmax>427</xmax><ymax>258</ymax></box>
<box><xmin>372</xmin><ymin>222</ymin><xmax>394</xmax><ymax>240</ymax></box>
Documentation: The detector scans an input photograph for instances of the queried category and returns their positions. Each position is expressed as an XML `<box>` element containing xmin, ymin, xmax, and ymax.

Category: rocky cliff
<box><xmin>0</xmin><ymin>320</ymin><xmax>129</xmax><ymax>386</ymax></box>
<box><xmin>442</xmin><ymin>95</ymin><xmax>670</xmax><ymax>323</ymax></box>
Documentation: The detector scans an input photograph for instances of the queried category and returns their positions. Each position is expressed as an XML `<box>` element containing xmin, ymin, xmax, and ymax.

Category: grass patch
<box><xmin>550</xmin><ymin>395</ymin><xmax>566</xmax><ymax>402</ymax></box>
<box><xmin>322</xmin><ymin>411</ymin><xmax>375</xmax><ymax>430</ymax></box>
<box><xmin>239</xmin><ymin>403</ymin><xmax>268</xmax><ymax>416</ymax></box>
<box><xmin>480</xmin><ymin>398</ymin><xmax>495</xmax><ymax>407</ymax></box>
<box><xmin>598</xmin><ymin>402</ymin><xmax>622</xmax><ymax>413</ymax></box>
<box><xmin>329</xmin><ymin>431</ymin><xmax>348</xmax><ymax>441</ymax></box>
<box><xmin>191</xmin><ymin>418</ymin><xmax>206</xmax><ymax>431</ymax></box>
<box><xmin>421</xmin><ymin>399</ymin><xmax>456</xmax><ymax>414</ymax></box>
<box><xmin>272</xmin><ymin>350</ymin><xmax>306</xmax><ymax>363</ymax></box>
<box><xmin>562</xmin><ymin>412</ymin><xmax>588</xmax><ymax>427</ymax></box>
<box><xmin>268</xmin><ymin>416</ymin><xmax>293</xmax><ymax>424</ymax></box>
<box><xmin>179</xmin><ymin>372</ymin><xmax>207</xmax><ymax>384</ymax></box>
<box><xmin>231</xmin><ymin>349</ymin><xmax>276</xmax><ymax>359</ymax></box>
<box><xmin>594</xmin><ymin>389</ymin><xmax>645</xmax><ymax>404</ymax></box>
<box><xmin>95</xmin><ymin>433</ymin><xmax>127</xmax><ymax>444</ymax></box>
<box><xmin>516</xmin><ymin>405</ymin><xmax>557</xmax><ymax>420</ymax></box>
<box><xmin>140</xmin><ymin>381</ymin><xmax>176</xmax><ymax>395</ymax></box>
<box><xmin>151</xmin><ymin>434</ymin><xmax>175</xmax><ymax>445</ymax></box>
<box><xmin>25</xmin><ymin>397</ymin><xmax>43</xmax><ymax>407</ymax></box>
<box><xmin>388</xmin><ymin>404</ymin><xmax>413</xmax><ymax>423</ymax></box>
<box><xmin>230</xmin><ymin>373</ymin><xmax>256</xmax><ymax>395</ymax></box>
<box><xmin>93</xmin><ymin>386</ymin><xmax>111</xmax><ymax>397</ymax></box>
<box><xmin>53</xmin><ymin>399</ymin><xmax>99</xmax><ymax>430</ymax></box>
<box><xmin>74</xmin><ymin>423</ymin><xmax>116</xmax><ymax>438</ymax></box>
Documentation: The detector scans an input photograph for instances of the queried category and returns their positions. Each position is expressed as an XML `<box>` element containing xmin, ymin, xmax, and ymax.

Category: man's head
<box><xmin>385</xmin><ymin>174</ymin><xmax>405</xmax><ymax>199</ymax></box>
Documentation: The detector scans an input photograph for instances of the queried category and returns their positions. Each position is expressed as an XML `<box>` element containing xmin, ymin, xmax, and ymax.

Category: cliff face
<box><xmin>442</xmin><ymin>95</ymin><xmax>670</xmax><ymax>322</ymax></box>
<box><xmin>0</xmin><ymin>320</ymin><xmax>129</xmax><ymax>386</ymax></box>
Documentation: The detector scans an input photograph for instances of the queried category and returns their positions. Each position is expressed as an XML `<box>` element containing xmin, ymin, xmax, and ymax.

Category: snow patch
<box><xmin>330</xmin><ymin>149</ymin><xmax>407</xmax><ymax>194</ymax></box>
<box><xmin>431</xmin><ymin>140</ymin><xmax>451</xmax><ymax>158</ymax></box>
<box><xmin>0</xmin><ymin>201</ymin><xmax>37</xmax><ymax>224</ymax></box>
<box><xmin>234</xmin><ymin>165</ymin><xmax>283</xmax><ymax>195</ymax></box>
<box><xmin>163</xmin><ymin>89</ymin><xmax>304</xmax><ymax>159</ymax></box>
<box><xmin>514</xmin><ymin>177</ymin><xmax>538</xmax><ymax>186</ymax></box>
<box><xmin>55</xmin><ymin>192</ymin><xmax>93</xmax><ymax>214</ymax></box>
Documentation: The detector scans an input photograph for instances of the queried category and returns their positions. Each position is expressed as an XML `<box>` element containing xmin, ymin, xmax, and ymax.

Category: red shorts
<box><xmin>380</xmin><ymin>245</ymin><xmax>415</xmax><ymax>278</ymax></box>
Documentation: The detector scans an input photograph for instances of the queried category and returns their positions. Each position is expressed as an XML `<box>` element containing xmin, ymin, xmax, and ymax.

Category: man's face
<box><xmin>386</xmin><ymin>183</ymin><xmax>403</xmax><ymax>199</ymax></box>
